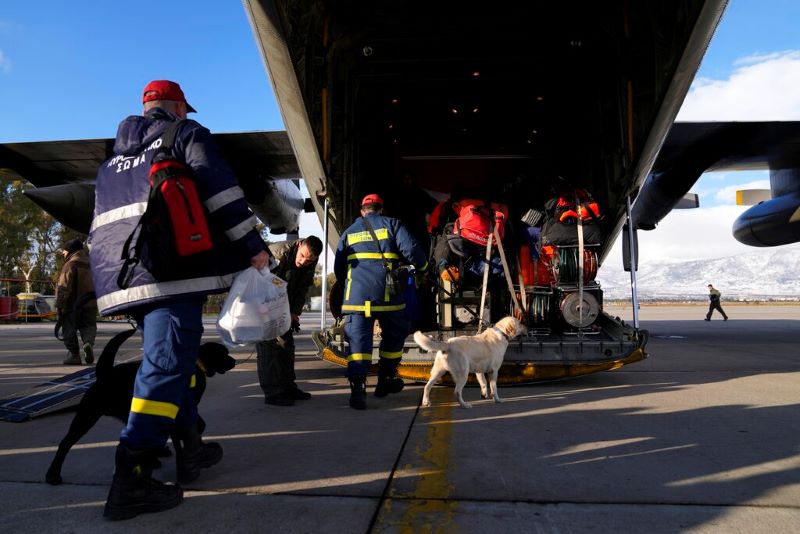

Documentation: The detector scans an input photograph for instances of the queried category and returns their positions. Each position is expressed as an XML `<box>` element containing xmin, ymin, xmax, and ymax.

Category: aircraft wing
<box><xmin>0</xmin><ymin>131</ymin><xmax>305</xmax><ymax>234</ymax></box>
<box><xmin>632</xmin><ymin>121</ymin><xmax>800</xmax><ymax>246</ymax></box>
<box><xmin>651</xmin><ymin>121</ymin><xmax>800</xmax><ymax>174</ymax></box>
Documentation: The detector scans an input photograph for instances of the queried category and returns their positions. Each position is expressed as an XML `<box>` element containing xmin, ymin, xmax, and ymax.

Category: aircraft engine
<box><xmin>23</xmin><ymin>183</ymin><xmax>95</xmax><ymax>234</ymax></box>
<box><xmin>243</xmin><ymin>179</ymin><xmax>305</xmax><ymax>235</ymax></box>
<box><xmin>733</xmin><ymin>168</ymin><xmax>800</xmax><ymax>246</ymax></box>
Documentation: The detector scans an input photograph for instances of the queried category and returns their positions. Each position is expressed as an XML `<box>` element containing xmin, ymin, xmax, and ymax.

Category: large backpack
<box><xmin>452</xmin><ymin>198</ymin><xmax>509</xmax><ymax>247</ymax></box>
<box><xmin>117</xmin><ymin>120</ymin><xmax>214</xmax><ymax>289</ymax></box>
<box><xmin>541</xmin><ymin>188</ymin><xmax>604</xmax><ymax>246</ymax></box>
<box><xmin>546</xmin><ymin>188</ymin><xmax>601</xmax><ymax>224</ymax></box>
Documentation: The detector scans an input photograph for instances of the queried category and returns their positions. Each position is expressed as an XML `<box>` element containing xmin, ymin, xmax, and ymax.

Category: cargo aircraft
<box><xmin>2</xmin><ymin>0</ymin><xmax>799</xmax><ymax>384</ymax></box>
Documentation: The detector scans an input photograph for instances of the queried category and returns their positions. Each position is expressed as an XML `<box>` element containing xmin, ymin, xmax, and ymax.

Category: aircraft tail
<box><xmin>413</xmin><ymin>331</ymin><xmax>448</xmax><ymax>353</ymax></box>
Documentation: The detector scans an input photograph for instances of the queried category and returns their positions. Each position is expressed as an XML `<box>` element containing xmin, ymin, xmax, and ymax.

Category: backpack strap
<box><xmin>116</xmin><ymin>119</ymin><xmax>185</xmax><ymax>290</ymax></box>
<box><xmin>361</xmin><ymin>216</ymin><xmax>392</xmax><ymax>273</ymax></box>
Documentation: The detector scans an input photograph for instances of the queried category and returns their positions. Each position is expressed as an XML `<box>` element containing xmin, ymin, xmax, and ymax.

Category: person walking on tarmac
<box><xmin>55</xmin><ymin>239</ymin><xmax>98</xmax><ymax>365</ymax></box>
<box><xmin>333</xmin><ymin>194</ymin><xmax>428</xmax><ymax>410</ymax></box>
<box><xmin>257</xmin><ymin>236</ymin><xmax>323</xmax><ymax>406</ymax></box>
<box><xmin>90</xmin><ymin>80</ymin><xmax>269</xmax><ymax>520</ymax></box>
<box><xmin>705</xmin><ymin>284</ymin><xmax>728</xmax><ymax>321</ymax></box>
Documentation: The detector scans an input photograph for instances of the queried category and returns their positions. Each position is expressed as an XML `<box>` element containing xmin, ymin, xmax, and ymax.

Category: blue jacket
<box><xmin>334</xmin><ymin>213</ymin><xmax>428</xmax><ymax>316</ymax></box>
<box><xmin>89</xmin><ymin>108</ymin><xmax>265</xmax><ymax>315</ymax></box>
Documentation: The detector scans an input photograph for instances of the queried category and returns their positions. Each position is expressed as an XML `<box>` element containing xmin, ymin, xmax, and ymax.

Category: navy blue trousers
<box><xmin>120</xmin><ymin>296</ymin><xmax>204</xmax><ymax>451</ymax></box>
<box><xmin>344</xmin><ymin>311</ymin><xmax>409</xmax><ymax>377</ymax></box>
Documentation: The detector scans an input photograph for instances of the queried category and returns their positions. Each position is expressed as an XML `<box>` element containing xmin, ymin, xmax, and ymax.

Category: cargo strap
<box><xmin>576</xmin><ymin>191</ymin><xmax>586</xmax><ymax>332</ymax></box>
<box><xmin>477</xmin><ymin>229</ymin><xmax>493</xmax><ymax>333</ymax></box>
<box><xmin>493</xmin><ymin>226</ymin><xmax>523</xmax><ymax>318</ymax></box>
<box><xmin>476</xmin><ymin>225</ymin><xmax>524</xmax><ymax>333</ymax></box>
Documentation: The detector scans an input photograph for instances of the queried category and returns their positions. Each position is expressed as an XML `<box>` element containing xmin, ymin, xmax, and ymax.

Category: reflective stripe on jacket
<box><xmin>89</xmin><ymin>108</ymin><xmax>265</xmax><ymax>315</ymax></box>
<box><xmin>333</xmin><ymin>213</ymin><xmax>427</xmax><ymax>316</ymax></box>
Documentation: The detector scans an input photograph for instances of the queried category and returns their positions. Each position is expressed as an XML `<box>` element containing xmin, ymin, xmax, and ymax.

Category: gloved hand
<box><xmin>291</xmin><ymin>313</ymin><xmax>301</xmax><ymax>333</ymax></box>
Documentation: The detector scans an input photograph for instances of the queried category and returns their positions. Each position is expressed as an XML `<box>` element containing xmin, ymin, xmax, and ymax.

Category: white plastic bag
<box><xmin>216</xmin><ymin>267</ymin><xmax>292</xmax><ymax>346</ymax></box>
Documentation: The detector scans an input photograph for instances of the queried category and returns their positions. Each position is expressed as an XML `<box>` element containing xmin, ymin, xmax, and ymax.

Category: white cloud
<box><xmin>677</xmin><ymin>51</ymin><xmax>800</xmax><ymax>121</ymax></box>
<box><xmin>0</xmin><ymin>50</ymin><xmax>10</xmax><ymax>73</ymax></box>
<box><xmin>710</xmin><ymin>178</ymin><xmax>770</xmax><ymax>205</ymax></box>
<box><xmin>618</xmin><ymin>51</ymin><xmax>800</xmax><ymax>269</ymax></box>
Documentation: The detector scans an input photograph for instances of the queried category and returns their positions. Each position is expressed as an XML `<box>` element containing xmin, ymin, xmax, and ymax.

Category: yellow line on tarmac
<box><xmin>374</xmin><ymin>387</ymin><xmax>458</xmax><ymax>533</ymax></box>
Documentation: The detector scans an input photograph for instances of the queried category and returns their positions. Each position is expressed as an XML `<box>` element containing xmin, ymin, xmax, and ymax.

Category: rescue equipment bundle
<box><xmin>541</xmin><ymin>187</ymin><xmax>604</xmax><ymax>246</ymax></box>
<box><xmin>117</xmin><ymin>120</ymin><xmax>213</xmax><ymax>289</ymax></box>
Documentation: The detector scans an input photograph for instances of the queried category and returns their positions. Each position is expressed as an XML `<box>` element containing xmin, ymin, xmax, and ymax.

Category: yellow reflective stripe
<box><xmin>379</xmin><ymin>350</ymin><xmax>403</xmax><ymax>359</ymax></box>
<box><xmin>348</xmin><ymin>352</ymin><xmax>373</xmax><ymax>362</ymax></box>
<box><xmin>341</xmin><ymin>303</ymin><xmax>406</xmax><ymax>312</ymax></box>
<box><xmin>419</xmin><ymin>261</ymin><xmax>429</xmax><ymax>271</ymax></box>
<box><xmin>347</xmin><ymin>252</ymin><xmax>400</xmax><ymax>261</ymax></box>
<box><xmin>347</xmin><ymin>228</ymin><xmax>389</xmax><ymax>245</ymax></box>
<box><xmin>190</xmin><ymin>375</ymin><xmax>196</xmax><ymax>388</ymax></box>
<box><xmin>345</xmin><ymin>265</ymin><xmax>352</xmax><ymax>300</ymax></box>
<box><xmin>130</xmin><ymin>397</ymin><xmax>179</xmax><ymax>419</ymax></box>
<box><xmin>365</xmin><ymin>300</ymin><xmax>371</xmax><ymax>318</ymax></box>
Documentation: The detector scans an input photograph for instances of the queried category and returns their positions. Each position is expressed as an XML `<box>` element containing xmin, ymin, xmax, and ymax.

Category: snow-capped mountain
<box><xmin>596</xmin><ymin>248</ymin><xmax>800</xmax><ymax>301</ymax></box>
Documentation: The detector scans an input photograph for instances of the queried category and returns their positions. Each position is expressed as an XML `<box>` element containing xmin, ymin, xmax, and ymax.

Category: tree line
<box><xmin>0</xmin><ymin>178</ymin><xmax>81</xmax><ymax>296</ymax></box>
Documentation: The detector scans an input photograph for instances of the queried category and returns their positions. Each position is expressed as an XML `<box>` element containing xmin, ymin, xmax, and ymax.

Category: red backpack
<box><xmin>118</xmin><ymin>120</ymin><xmax>213</xmax><ymax>288</ymax></box>
<box><xmin>452</xmin><ymin>199</ymin><xmax>509</xmax><ymax>246</ymax></box>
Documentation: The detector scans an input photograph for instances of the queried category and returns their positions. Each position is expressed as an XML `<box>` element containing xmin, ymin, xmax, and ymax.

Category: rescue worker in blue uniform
<box><xmin>90</xmin><ymin>80</ymin><xmax>269</xmax><ymax>520</ymax></box>
<box><xmin>334</xmin><ymin>194</ymin><xmax>428</xmax><ymax>409</ymax></box>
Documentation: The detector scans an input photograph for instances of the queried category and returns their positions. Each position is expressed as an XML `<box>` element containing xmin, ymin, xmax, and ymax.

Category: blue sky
<box><xmin>0</xmin><ymin>1</ymin><xmax>282</xmax><ymax>142</ymax></box>
<box><xmin>696</xmin><ymin>0</ymin><xmax>800</xmax><ymax>79</ymax></box>
<box><xmin>1</xmin><ymin>1</ymin><xmax>799</xmax><ymax>264</ymax></box>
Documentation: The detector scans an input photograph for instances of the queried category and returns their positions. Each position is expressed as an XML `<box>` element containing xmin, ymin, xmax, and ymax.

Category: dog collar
<box><xmin>492</xmin><ymin>326</ymin><xmax>511</xmax><ymax>340</ymax></box>
<box><xmin>195</xmin><ymin>359</ymin><xmax>208</xmax><ymax>375</ymax></box>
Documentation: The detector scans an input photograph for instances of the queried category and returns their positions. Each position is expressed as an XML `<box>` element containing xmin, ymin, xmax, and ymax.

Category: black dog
<box><xmin>45</xmin><ymin>328</ymin><xmax>235</xmax><ymax>485</ymax></box>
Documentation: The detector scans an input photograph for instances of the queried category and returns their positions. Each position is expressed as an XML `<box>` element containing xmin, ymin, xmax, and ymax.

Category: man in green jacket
<box><xmin>705</xmin><ymin>284</ymin><xmax>728</xmax><ymax>321</ymax></box>
<box><xmin>257</xmin><ymin>236</ymin><xmax>323</xmax><ymax>405</ymax></box>
<box><xmin>55</xmin><ymin>239</ymin><xmax>97</xmax><ymax>365</ymax></box>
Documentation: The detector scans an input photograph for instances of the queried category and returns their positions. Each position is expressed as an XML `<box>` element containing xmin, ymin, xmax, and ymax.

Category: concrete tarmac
<box><xmin>0</xmin><ymin>304</ymin><xmax>798</xmax><ymax>533</ymax></box>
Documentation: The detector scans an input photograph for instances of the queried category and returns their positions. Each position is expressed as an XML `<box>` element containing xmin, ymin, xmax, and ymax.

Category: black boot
<box><xmin>175</xmin><ymin>424</ymin><xmax>223</xmax><ymax>484</ymax></box>
<box><xmin>374</xmin><ymin>374</ymin><xmax>404</xmax><ymax>398</ymax></box>
<box><xmin>349</xmin><ymin>375</ymin><xmax>367</xmax><ymax>410</ymax></box>
<box><xmin>104</xmin><ymin>445</ymin><xmax>183</xmax><ymax>521</ymax></box>
<box><xmin>375</xmin><ymin>362</ymin><xmax>404</xmax><ymax>398</ymax></box>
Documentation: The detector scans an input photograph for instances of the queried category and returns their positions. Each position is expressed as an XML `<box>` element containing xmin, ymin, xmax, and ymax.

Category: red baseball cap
<box><xmin>142</xmin><ymin>80</ymin><xmax>197</xmax><ymax>113</ymax></box>
<box><xmin>361</xmin><ymin>194</ymin><xmax>384</xmax><ymax>207</ymax></box>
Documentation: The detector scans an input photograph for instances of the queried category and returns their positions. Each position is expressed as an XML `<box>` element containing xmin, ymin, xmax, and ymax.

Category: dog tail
<box><xmin>95</xmin><ymin>327</ymin><xmax>137</xmax><ymax>381</ymax></box>
<box><xmin>413</xmin><ymin>331</ymin><xmax>448</xmax><ymax>353</ymax></box>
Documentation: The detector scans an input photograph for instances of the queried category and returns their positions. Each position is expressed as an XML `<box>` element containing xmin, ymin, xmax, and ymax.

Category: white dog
<box><xmin>414</xmin><ymin>316</ymin><xmax>526</xmax><ymax>409</ymax></box>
